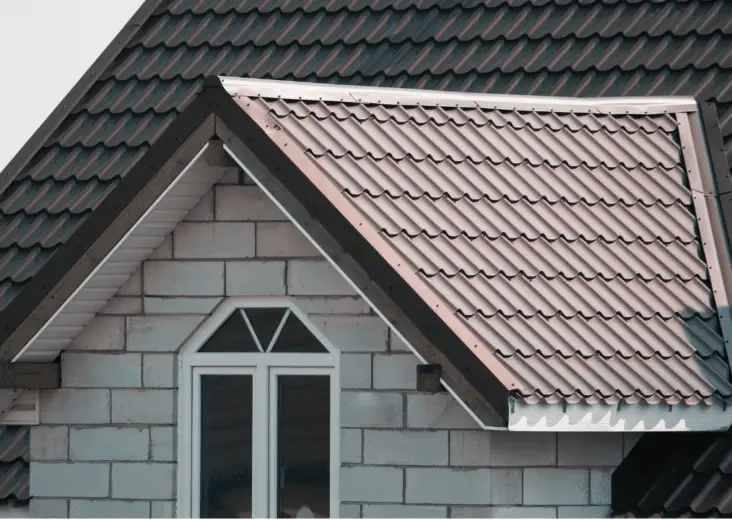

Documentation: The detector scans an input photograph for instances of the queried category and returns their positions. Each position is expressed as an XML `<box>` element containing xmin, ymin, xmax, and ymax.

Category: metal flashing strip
<box><xmin>217</xmin><ymin>120</ymin><xmax>506</xmax><ymax>429</ymax></box>
<box><xmin>677</xmin><ymin>111</ymin><xmax>732</xmax><ymax>370</ymax></box>
<box><xmin>509</xmin><ymin>397</ymin><xmax>732</xmax><ymax>432</ymax></box>
<box><xmin>218</xmin><ymin>76</ymin><xmax>699</xmax><ymax>115</ymax></box>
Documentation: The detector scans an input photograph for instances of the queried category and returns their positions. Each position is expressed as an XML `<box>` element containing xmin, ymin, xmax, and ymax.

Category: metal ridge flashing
<box><xmin>677</xmin><ymin>105</ymin><xmax>732</xmax><ymax>378</ymax></box>
<box><xmin>217</xmin><ymin>76</ymin><xmax>699</xmax><ymax>115</ymax></box>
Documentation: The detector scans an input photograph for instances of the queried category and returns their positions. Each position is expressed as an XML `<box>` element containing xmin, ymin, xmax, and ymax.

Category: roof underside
<box><xmin>4</xmin><ymin>0</ymin><xmax>732</xmax><ymax>315</ymax></box>
<box><xmin>221</xmin><ymin>78</ymin><xmax>732</xmax><ymax>406</ymax></box>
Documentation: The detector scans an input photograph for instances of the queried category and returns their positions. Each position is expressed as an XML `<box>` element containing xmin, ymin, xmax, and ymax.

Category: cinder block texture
<box><xmin>31</xmin><ymin>181</ymin><xmax>623</xmax><ymax>514</ymax></box>
<box><xmin>31</xmin><ymin>463</ymin><xmax>109</xmax><ymax>498</ymax></box>
<box><xmin>111</xmin><ymin>463</ymin><xmax>175</xmax><ymax>499</ymax></box>
<box><xmin>341</xmin><ymin>466</ymin><xmax>403</xmax><ymax>503</ymax></box>
<box><xmin>524</xmin><ymin>469</ymin><xmax>590</xmax><ymax>506</ymax></box>
<box><xmin>70</xmin><ymin>500</ymin><xmax>150</xmax><ymax>518</ymax></box>
<box><xmin>69</xmin><ymin>427</ymin><xmax>149</xmax><ymax>461</ymax></box>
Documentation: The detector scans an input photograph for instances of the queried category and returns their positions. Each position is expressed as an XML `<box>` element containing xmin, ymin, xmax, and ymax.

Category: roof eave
<box><xmin>0</xmin><ymin>85</ymin><xmax>222</xmax><ymax>362</ymax></box>
<box><xmin>509</xmin><ymin>397</ymin><xmax>732</xmax><ymax>432</ymax></box>
<box><xmin>0</xmin><ymin>78</ymin><xmax>511</xmax><ymax>426</ymax></box>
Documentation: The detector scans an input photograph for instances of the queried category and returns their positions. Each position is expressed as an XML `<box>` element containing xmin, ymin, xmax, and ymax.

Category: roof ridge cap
<box><xmin>218</xmin><ymin>76</ymin><xmax>698</xmax><ymax>115</ymax></box>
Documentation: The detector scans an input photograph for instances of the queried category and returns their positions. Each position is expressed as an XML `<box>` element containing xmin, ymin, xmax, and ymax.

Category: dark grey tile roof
<box><xmin>0</xmin><ymin>427</ymin><xmax>29</xmax><ymax>505</ymax></box>
<box><xmin>3</xmin><ymin>0</ymin><xmax>732</xmax><ymax>316</ymax></box>
<box><xmin>613</xmin><ymin>431</ymin><xmax>732</xmax><ymax>517</ymax></box>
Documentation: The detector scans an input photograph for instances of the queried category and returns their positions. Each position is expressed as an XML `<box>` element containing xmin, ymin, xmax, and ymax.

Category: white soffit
<box><xmin>14</xmin><ymin>143</ymin><xmax>233</xmax><ymax>362</ymax></box>
<box><xmin>509</xmin><ymin>398</ymin><xmax>732</xmax><ymax>432</ymax></box>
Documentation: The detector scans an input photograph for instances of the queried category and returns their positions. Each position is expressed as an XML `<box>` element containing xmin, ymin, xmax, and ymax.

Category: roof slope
<box><xmin>0</xmin><ymin>427</ymin><xmax>28</xmax><ymax>506</ymax></box>
<box><xmin>222</xmin><ymin>78</ymin><xmax>732</xmax><ymax>406</ymax></box>
<box><xmin>613</xmin><ymin>431</ymin><xmax>732</xmax><ymax>517</ymax></box>
<box><xmin>3</xmin><ymin>0</ymin><xmax>732</xmax><ymax>322</ymax></box>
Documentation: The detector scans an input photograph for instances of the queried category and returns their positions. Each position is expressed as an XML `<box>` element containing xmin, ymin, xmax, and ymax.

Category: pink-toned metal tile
<box><xmin>387</xmin><ymin>233</ymin><xmax>706</xmax><ymax>282</ymax></box>
<box><xmin>237</xmin><ymin>89</ymin><xmax>726</xmax><ymax>405</ymax></box>
<box><xmin>423</xmin><ymin>271</ymin><xmax>713</xmax><ymax>319</ymax></box>
<box><xmin>313</xmin><ymin>152</ymin><xmax>691</xmax><ymax>206</ymax></box>
<box><xmin>459</xmin><ymin>313</ymin><xmax>724</xmax><ymax>359</ymax></box>
<box><xmin>350</xmin><ymin>195</ymin><xmax>697</xmax><ymax>244</ymax></box>
<box><xmin>277</xmin><ymin>110</ymin><xmax>682</xmax><ymax>169</ymax></box>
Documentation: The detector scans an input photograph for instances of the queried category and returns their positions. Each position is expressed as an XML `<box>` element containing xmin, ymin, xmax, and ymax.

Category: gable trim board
<box><xmin>5</xmin><ymin>77</ymin><xmax>732</xmax><ymax>431</ymax></box>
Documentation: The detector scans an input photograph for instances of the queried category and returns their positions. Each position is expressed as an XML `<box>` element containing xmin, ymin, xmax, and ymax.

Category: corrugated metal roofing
<box><xmin>4</xmin><ymin>0</ymin><xmax>732</xmax><ymax>314</ymax></box>
<box><xmin>0</xmin><ymin>427</ymin><xmax>29</xmax><ymax>505</ymax></box>
<box><xmin>226</xmin><ymin>81</ymin><xmax>731</xmax><ymax>406</ymax></box>
<box><xmin>613</xmin><ymin>432</ymin><xmax>732</xmax><ymax>517</ymax></box>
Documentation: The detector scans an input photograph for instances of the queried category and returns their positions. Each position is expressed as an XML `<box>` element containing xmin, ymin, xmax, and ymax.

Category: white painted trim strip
<box><xmin>12</xmin><ymin>144</ymin><xmax>211</xmax><ymax>362</ymax></box>
<box><xmin>266</xmin><ymin>308</ymin><xmax>290</xmax><ymax>353</ymax></box>
<box><xmin>240</xmin><ymin>309</ymin><xmax>264</xmax><ymax>352</ymax></box>
<box><xmin>218</xmin><ymin>76</ymin><xmax>698</xmax><ymax>114</ymax></box>
<box><xmin>509</xmin><ymin>398</ymin><xmax>732</xmax><ymax>432</ymax></box>
<box><xmin>221</xmin><ymin>142</ymin><xmax>496</xmax><ymax>431</ymax></box>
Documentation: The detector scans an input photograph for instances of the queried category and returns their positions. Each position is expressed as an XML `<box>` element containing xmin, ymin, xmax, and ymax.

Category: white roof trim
<box><xmin>218</xmin><ymin>76</ymin><xmax>698</xmax><ymax>115</ymax></box>
<box><xmin>509</xmin><ymin>398</ymin><xmax>732</xmax><ymax>432</ymax></box>
<box><xmin>220</xmin><ymin>141</ymin><xmax>506</xmax><ymax>430</ymax></box>
<box><xmin>13</xmin><ymin>144</ymin><xmax>233</xmax><ymax>362</ymax></box>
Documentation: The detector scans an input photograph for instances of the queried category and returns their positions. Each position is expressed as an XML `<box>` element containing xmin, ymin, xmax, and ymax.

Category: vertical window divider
<box><xmin>178</xmin><ymin>298</ymin><xmax>340</xmax><ymax>519</ymax></box>
<box><xmin>268</xmin><ymin>367</ymin><xmax>280</xmax><ymax>516</ymax></box>
<box><xmin>252</xmin><ymin>364</ymin><xmax>269</xmax><ymax>518</ymax></box>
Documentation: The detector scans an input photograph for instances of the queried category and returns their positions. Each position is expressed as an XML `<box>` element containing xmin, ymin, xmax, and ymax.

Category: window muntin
<box><xmin>180</xmin><ymin>301</ymin><xmax>339</xmax><ymax>519</ymax></box>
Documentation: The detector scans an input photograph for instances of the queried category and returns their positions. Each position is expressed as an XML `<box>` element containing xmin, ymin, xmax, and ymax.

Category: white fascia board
<box><xmin>509</xmin><ymin>397</ymin><xmax>732</xmax><ymax>432</ymax></box>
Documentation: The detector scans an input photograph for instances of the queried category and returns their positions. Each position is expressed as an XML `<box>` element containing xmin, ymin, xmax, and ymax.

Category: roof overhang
<box><xmin>509</xmin><ymin>398</ymin><xmax>732</xmax><ymax>432</ymax></box>
<box><xmin>3</xmin><ymin>78</ymin><xmax>732</xmax><ymax>430</ymax></box>
<box><xmin>0</xmin><ymin>80</ymin><xmax>509</xmax><ymax>424</ymax></box>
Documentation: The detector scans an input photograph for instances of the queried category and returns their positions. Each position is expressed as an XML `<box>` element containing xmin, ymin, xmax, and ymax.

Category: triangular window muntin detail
<box><xmin>197</xmin><ymin>305</ymin><xmax>330</xmax><ymax>354</ymax></box>
<box><xmin>198</xmin><ymin>309</ymin><xmax>260</xmax><ymax>353</ymax></box>
<box><xmin>244</xmin><ymin>308</ymin><xmax>288</xmax><ymax>353</ymax></box>
<box><xmin>269</xmin><ymin>311</ymin><xmax>328</xmax><ymax>354</ymax></box>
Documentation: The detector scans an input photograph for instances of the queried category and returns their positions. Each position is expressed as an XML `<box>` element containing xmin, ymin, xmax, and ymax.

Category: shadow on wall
<box><xmin>610</xmin><ymin>304</ymin><xmax>732</xmax><ymax>517</ymax></box>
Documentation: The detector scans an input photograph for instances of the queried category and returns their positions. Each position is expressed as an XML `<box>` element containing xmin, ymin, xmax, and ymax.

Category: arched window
<box><xmin>177</xmin><ymin>299</ymin><xmax>340</xmax><ymax>519</ymax></box>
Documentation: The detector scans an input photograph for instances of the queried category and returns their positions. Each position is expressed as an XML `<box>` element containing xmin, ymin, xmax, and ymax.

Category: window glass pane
<box><xmin>245</xmin><ymin>308</ymin><xmax>287</xmax><ymax>351</ymax></box>
<box><xmin>200</xmin><ymin>375</ymin><xmax>253</xmax><ymax>518</ymax></box>
<box><xmin>270</xmin><ymin>314</ymin><xmax>328</xmax><ymax>353</ymax></box>
<box><xmin>276</xmin><ymin>375</ymin><xmax>330</xmax><ymax>518</ymax></box>
<box><xmin>199</xmin><ymin>311</ymin><xmax>260</xmax><ymax>353</ymax></box>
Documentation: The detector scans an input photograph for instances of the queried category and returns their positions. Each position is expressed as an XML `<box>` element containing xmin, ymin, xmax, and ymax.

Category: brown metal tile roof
<box><xmin>5</xmin><ymin>0</ymin><xmax>732</xmax><ymax>324</ymax></box>
<box><xmin>613</xmin><ymin>431</ymin><xmax>732</xmax><ymax>517</ymax></box>
<box><xmin>226</xmin><ymin>80</ymin><xmax>732</xmax><ymax>406</ymax></box>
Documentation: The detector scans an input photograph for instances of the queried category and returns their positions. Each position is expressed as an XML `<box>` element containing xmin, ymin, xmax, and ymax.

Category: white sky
<box><xmin>0</xmin><ymin>0</ymin><xmax>146</xmax><ymax>172</ymax></box>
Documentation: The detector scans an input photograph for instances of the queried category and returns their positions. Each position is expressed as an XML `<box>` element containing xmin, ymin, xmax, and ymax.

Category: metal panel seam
<box><xmin>676</xmin><ymin>111</ymin><xmax>732</xmax><ymax>377</ymax></box>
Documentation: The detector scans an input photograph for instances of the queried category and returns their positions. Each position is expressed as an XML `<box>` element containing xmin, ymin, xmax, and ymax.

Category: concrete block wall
<box><xmin>29</xmin><ymin>171</ymin><xmax>633</xmax><ymax>518</ymax></box>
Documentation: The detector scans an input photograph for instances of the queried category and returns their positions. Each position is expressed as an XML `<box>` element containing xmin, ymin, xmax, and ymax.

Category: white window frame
<box><xmin>177</xmin><ymin>297</ymin><xmax>340</xmax><ymax>518</ymax></box>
